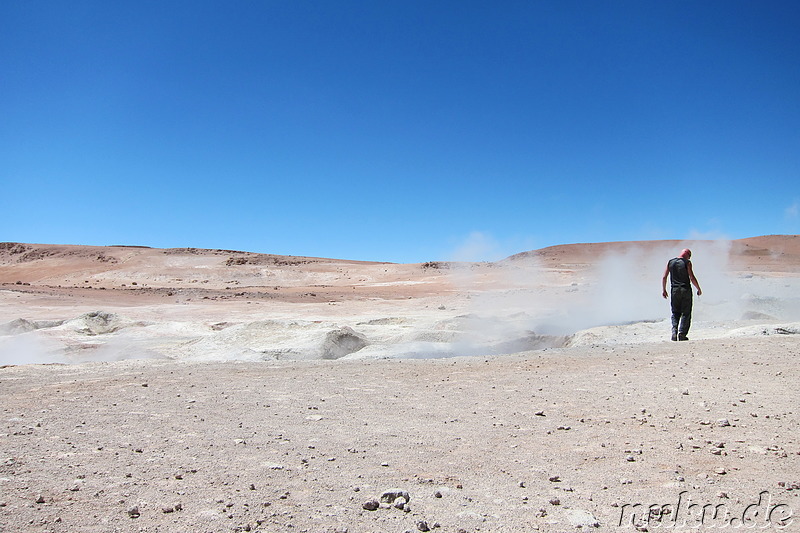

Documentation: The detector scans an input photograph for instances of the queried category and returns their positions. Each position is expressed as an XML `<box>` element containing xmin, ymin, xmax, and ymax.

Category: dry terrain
<box><xmin>1</xmin><ymin>236</ymin><xmax>799</xmax><ymax>532</ymax></box>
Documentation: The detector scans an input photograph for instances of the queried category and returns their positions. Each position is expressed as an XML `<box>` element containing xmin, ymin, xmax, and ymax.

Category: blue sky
<box><xmin>2</xmin><ymin>1</ymin><xmax>798</xmax><ymax>263</ymax></box>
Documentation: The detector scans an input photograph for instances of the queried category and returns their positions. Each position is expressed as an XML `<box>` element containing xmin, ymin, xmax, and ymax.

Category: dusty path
<box><xmin>2</xmin><ymin>335</ymin><xmax>798</xmax><ymax>532</ymax></box>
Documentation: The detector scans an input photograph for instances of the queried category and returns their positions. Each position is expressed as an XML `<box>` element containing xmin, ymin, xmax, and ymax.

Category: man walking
<box><xmin>662</xmin><ymin>248</ymin><xmax>702</xmax><ymax>341</ymax></box>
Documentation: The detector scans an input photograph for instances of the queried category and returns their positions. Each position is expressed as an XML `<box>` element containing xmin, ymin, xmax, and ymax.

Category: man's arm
<box><xmin>661</xmin><ymin>264</ymin><xmax>670</xmax><ymax>299</ymax></box>
<box><xmin>687</xmin><ymin>261</ymin><xmax>702</xmax><ymax>296</ymax></box>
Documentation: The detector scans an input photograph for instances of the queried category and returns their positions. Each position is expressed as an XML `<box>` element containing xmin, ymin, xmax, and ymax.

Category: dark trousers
<box><xmin>671</xmin><ymin>287</ymin><xmax>693</xmax><ymax>337</ymax></box>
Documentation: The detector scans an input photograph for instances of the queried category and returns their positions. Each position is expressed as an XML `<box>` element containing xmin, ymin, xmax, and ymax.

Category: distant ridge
<box><xmin>505</xmin><ymin>235</ymin><xmax>800</xmax><ymax>262</ymax></box>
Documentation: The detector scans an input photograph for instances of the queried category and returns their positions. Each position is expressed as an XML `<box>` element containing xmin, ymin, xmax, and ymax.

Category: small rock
<box><xmin>715</xmin><ymin>468</ymin><xmax>727</xmax><ymax>475</ymax></box>
<box><xmin>362</xmin><ymin>499</ymin><xmax>379</xmax><ymax>511</ymax></box>
<box><xmin>549</xmin><ymin>497</ymin><xmax>561</xmax><ymax>505</ymax></box>
<box><xmin>417</xmin><ymin>521</ymin><xmax>431</xmax><ymax>532</ymax></box>
<box><xmin>434</xmin><ymin>490</ymin><xmax>442</xmax><ymax>498</ymax></box>
<box><xmin>380</xmin><ymin>489</ymin><xmax>410</xmax><ymax>504</ymax></box>
<box><xmin>548</xmin><ymin>476</ymin><xmax>560</xmax><ymax>482</ymax></box>
<box><xmin>127</xmin><ymin>505</ymin><xmax>140</xmax><ymax>518</ymax></box>
<box><xmin>35</xmin><ymin>494</ymin><xmax>46</xmax><ymax>504</ymax></box>
<box><xmin>717</xmin><ymin>418</ymin><xmax>731</xmax><ymax>427</ymax></box>
<box><xmin>565</xmin><ymin>509</ymin><xmax>600</xmax><ymax>528</ymax></box>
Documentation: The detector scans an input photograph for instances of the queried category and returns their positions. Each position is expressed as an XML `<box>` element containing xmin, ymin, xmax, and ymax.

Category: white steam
<box><xmin>448</xmin><ymin>239</ymin><xmax>800</xmax><ymax>352</ymax></box>
<box><xmin>0</xmin><ymin>332</ymin><xmax>62</xmax><ymax>366</ymax></box>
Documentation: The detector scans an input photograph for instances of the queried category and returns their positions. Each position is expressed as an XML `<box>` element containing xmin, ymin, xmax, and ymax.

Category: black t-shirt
<box><xmin>668</xmin><ymin>258</ymin><xmax>691</xmax><ymax>289</ymax></box>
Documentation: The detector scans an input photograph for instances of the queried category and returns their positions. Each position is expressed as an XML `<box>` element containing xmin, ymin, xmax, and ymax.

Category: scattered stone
<box><xmin>35</xmin><ymin>494</ymin><xmax>45</xmax><ymax>504</ymax></box>
<box><xmin>362</xmin><ymin>499</ymin><xmax>379</xmax><ymax>511</ymax></box>
<box><xmin>548</xmin><ymin>476</ymin><xmax>560</xmax><ymax>482</ymax></box>
<box><xmin>549</xmin><ymin>497</ymin><xmax>561</xmax><ymax>505</ymax></box>
<box><xmin>715</xmin><ymin>467</ymin><xmax>727</xmax><ymax>475</ymax></box>
<box><xmin>417</xmin><ymin>520</ymin><xmax>430</xmax><ymax>532</ymax></box>
<box><xmin>717</xmin><ymin>418</ymin><xmax>731</xmax><ymax>427</ymax></box>
<box><xmin>434</xmin><ymin>490</ymin><xmax>443</xmax><ymax>498</ymax></box>
<box><xmin>380</xmin><ymin>489</ymin><xmax>410</xmax><ymax>505</ymax></box>
<box><xmin>127</xmin><ymin>505</ymin><xmax>140</xmax><ymax>518</ymax></box>
<box><xmin>565</xmin><ymin>509</ymin><xmax>600</xmax><ymax>528</ymax></box>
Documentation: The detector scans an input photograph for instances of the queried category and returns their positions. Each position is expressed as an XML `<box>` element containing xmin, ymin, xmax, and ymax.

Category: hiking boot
<box><xmin>678</xmin><ymin>335</ymin><xmax>688</xmax><ymax>341</ymax></box>
<box><xmin>671</xmin><ymin>330</ymin><xmax>678</xmax><ymax>341</ymax></box>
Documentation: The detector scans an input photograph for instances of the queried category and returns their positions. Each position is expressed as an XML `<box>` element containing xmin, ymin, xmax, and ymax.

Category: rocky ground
<box><xmin>1</xmin><ymin>336</ymin><xmax>799</xmax><ymax>532</ymax></box>
<box><xmin>1</xmin><ymin>237</ymin><xmax>799</xmax><ymax>531</ymax></box>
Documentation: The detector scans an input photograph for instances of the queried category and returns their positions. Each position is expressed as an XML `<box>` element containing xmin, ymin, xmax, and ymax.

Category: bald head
<box><xmin>679</xmin><ymin>249</ymin><xmax>692</xmax><ymax>259</ymax></box>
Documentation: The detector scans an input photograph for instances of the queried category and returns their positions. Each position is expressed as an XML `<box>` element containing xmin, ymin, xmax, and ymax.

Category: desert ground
<box><xmin>1</xmin><ymin>236</ymin><xmax>799</xmax><ymax>532</ymax></box>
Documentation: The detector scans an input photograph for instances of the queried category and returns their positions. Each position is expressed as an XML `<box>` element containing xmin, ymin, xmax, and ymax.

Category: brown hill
<box><xmin>506</xmin><ymin>235</ymin><xmax>800</xmax><ymax>272</ymax></box>
<box><xmin>1</xmin><ymin>236</ymin><xmax>798</xmax><ymax>307</ymax></box>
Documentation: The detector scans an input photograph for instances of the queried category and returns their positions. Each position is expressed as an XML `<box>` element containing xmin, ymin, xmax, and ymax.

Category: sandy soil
<box><xmin>1</xmin><ymin>236</ymin><xmax>799</xmax><ymax>532</ymax></box>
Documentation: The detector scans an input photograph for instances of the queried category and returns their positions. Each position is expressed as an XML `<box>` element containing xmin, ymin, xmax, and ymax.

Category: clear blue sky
<box><xmin>2</xmin><ymin>1</ymin><xmax>798</xmax><ymax>263</ymax></box>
